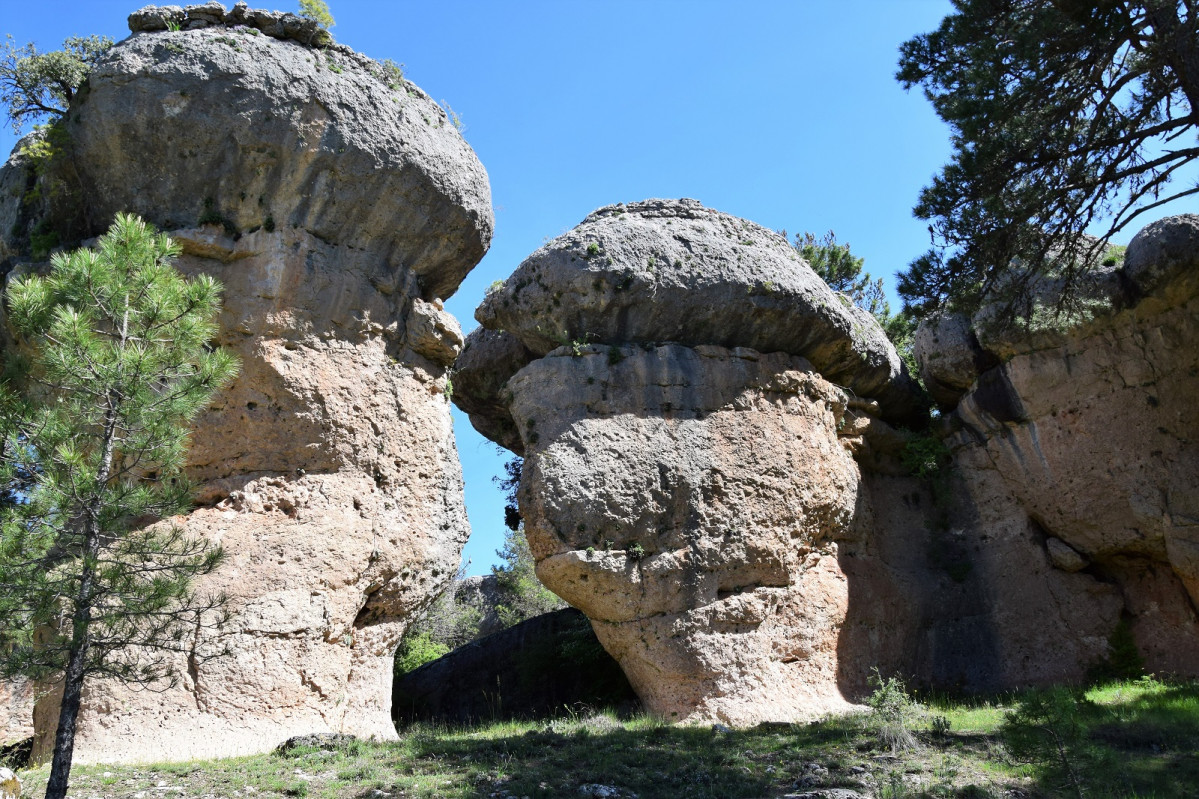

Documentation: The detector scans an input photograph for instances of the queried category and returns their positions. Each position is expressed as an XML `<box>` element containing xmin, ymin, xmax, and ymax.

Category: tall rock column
<box><xmin>1</xmin><ymin>6</ymin><xmax>492</xmax><ymax>763</ymax></box>
<box><xmin>454</xmin><ymin>199</ymin><xmax>924</xmax><ymax>724</ymax></box>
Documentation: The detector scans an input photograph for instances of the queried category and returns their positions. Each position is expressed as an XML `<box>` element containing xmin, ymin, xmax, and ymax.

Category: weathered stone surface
<box><xmin>928</xmin><ymin>214</ymin><xmax>1199</xmax><ymax>675</ymax></box>
<box><xmin>62</xmin><ymin>21</ymin><xmax>491</xmax><ymax>300</ymax></box>
<box><xmin>0</xmin><ymin>767</ymin><xmax>19</xmax><ymax>799</ymax></box>
<box><xmin>1</xmin><ymin>23</ymin><xmax>490</xmax><ymax>764</ymax></box>
<box><xmin>128</xmin><ymin>5</ymin><xmax>186</xmax><ymax>31</ymax></box>
<box><xmin>1046</xmin><ymin>537</ymin><xmax>1088</xmax><ymax>573</ymax></box>
<box><xmin>476</xmin><ymin>199</ymin><xmax>924</xmax><ymax>425</ymax></box>
<box><xmin>508</xmin><ymin>344</ymin><xmax>864</xmax><ymax>724</ymax></box>
<box><xmin>450</xmin><ymin>327</ymin><xmax>534</xmax><ymax>454</ymax></box>
<box><xmin>450</xmin><ymin>575</ymin><xmax>507</xmax><ymax>639</ymax></box>
<box><xmin>0</xmin><ymin>679</ymin><xmax>33</xmax><ymax>748</ymax></box>
<box><xmin>911</xmin><ymin>311</ymin><xmax>994</xmax><ymax>409</ymax></box>
<box><xmin>393</xmin><ymin>608</ymin><xmax>637</xmax><ymax>726</ymax></box>
<box><xmin>1122</xmin><ymin>213</ymin><xmax>1199</xmax><ymax>306</ymax></box>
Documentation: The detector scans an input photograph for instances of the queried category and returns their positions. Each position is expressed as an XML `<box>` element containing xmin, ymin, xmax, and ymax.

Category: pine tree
<box><xmin>896</xmin><ymin>0</ymin><xmax>1199</xmax><ymax>317</ymax></box>
<box><xmin>0</xmin><ymin>214</ymin><xmax>238</xmax><ymax>799</ymax></box>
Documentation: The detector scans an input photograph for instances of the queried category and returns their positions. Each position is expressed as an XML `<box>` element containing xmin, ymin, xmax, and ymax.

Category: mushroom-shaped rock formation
<box><xmin>2</xmin><ymin>7</ymin><xmax>492</xmax><ymax>763</ymax></box>
<box><xmin>454</xmin><ymin>199</ymin><xmax>923</xmax><ymax>724</ymax></box>
<box><xmin>512</xmin><ymin>345</ymin><xmax>863</xmax><ymax>724</ymax></box>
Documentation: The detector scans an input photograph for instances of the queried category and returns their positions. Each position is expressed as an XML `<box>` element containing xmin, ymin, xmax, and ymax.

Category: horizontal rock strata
<box><xmin>2</xmin><ymin>10</ymin><xmax>491</xmax><ymax>764</ymax></box>
<box><xmin>455</xmin><ymin>201</ymin><xmax>924</xmax><ymax>724</ymax></box>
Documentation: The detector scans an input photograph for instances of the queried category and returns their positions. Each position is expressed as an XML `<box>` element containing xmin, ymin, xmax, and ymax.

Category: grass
<box><xmin>7</xmin><ymin>678</ymin><xmax>1199</xmax><ymax>798</ymax></box>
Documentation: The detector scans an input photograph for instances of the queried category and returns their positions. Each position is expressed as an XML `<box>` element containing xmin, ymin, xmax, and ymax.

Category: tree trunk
<box><xmin>44</xmin><ymin>392</ymin><xmax>118</xmax><ymax>799</ymax></box>
<box><xmin>43</xmin><ymin>602</ymin><xmax>92</xmax><ymax>799</ymax></box>
<box><xmin>1146</xmin><ymin>0</ymin><xmax>1199</xmax><ymax>118</ymax></box>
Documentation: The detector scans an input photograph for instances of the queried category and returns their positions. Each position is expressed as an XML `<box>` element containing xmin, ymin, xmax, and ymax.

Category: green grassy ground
<box><xmin>9</xmin><ymin>677</ymin><xmax>1198</xmax><ymax>799</ymax></box>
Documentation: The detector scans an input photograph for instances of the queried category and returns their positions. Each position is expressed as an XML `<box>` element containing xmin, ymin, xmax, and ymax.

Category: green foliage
<box><xmin>792</xmin><ymin>230</ymin><xmax>917</xmax><ymax>359</ymax></box>
<box><xmin>492</xmin><ymin>523</ymin><xmax>565</xmax><ymax>628</ymax></box>
<box><xmin>394</xmin><ymin>631</ymin><xmax>451</xmax><ymax>675</ymax></box>
<box><xmin>0</xmin><ymin>214</ymin><xmax>239</xmax><ymax>797</ymax></box>
<box><xmin>866</xmin><ymin>670</ymin><xmax>922</xmax><ymax>753</ymax></box>
<box><xmin>0</xmin><ymin>34</ymin><xmax>112</xmax><ymax>133</ymax></box>
<box><xmin>896</xmin><ymin>1</ymin><xmax>1199</xmax><ymax>319</ymax></box>
<box><xmin>378</xmin><ymin>58</ymin><xmax>404</xmax><ymax>90</ymax></box>
<box><xmin>1090</xmin><ymin>617</ymin><xmax>1146</xmax><ymax>683</ymax></box>
<box><xmin>297</xmin><ymin>0</ymin><xmax>335</xmax><ymax>29</ymax></box>
<box><xmin>1100</xmin><ymin>243</ymin><xmax>1127</xmax><ymax>267</ymax></box>
<box><xmin>12</xmin><ymin>676</ymin><xmax>1199</xmax><ymax>799</ymax></box>
<box><xmin>902</xmin><ymin>432</ymin><xmax>951</xmax><ymax>483</ymax></box>
<box><xmin>1002</xmin><ymin>687</ymin><xmax>1088</xmax><ymax>798</ymax></box>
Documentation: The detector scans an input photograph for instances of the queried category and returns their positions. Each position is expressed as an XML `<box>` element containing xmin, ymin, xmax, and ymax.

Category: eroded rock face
<box><xmin>916</xmin><ymin>214</ymin><xmax>1199</xmax><ymax>677</ymax></box>
<box><xmin>510</xmin><ymin>345</ymin><xmax>863</xmax><ymax>724</ymax></box>
<box><xmin>2</xmin><ymin>13</ymin><xmax>491</xmax><ymax>764</ymax></box>
<box><xmin>40</xmin><ymin>14</ymin><xmax>491</xmax><ymax>301</ymax></box>
<box><xmin>0</xmin><ymin>679</ymin><xmax>33</xmax><ymax>748</ymax></box>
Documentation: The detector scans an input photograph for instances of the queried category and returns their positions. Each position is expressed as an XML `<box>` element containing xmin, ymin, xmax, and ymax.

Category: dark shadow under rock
<box><xmin>393</xmin><ymin>608</ymin><xmax>638</xmax><ymax>726</ymax></box>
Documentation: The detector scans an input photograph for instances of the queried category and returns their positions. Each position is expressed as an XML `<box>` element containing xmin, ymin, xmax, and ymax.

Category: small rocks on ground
<box><xmin>0</xmin><ymin>768</ymin><xmax>20</xmax><ymax>799</ymax></box>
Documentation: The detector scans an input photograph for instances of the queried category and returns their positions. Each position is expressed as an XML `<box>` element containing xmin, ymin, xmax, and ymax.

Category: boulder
<box><xmin>911</xmin><ymin>311</ymin><xmax>995</xmax><ymax>409</ymax></box>
<box><xmin>127</xmin><ymin>5</ymin><xmax>186</xmax><ymax>31</ymax></box>
<box><xmin>450</xmin><ymin>327</ymin><xmax>535</xmax><ymax>454</ymax></box>
<box><xmin>2</xmin><ymin>19</ymin><xmax>491</xmax><ymax>764</ymax></box>
<box><xmin>1122</xmin><ymin>213</ymin><xmax>1199</xmax><ymax>306</ymax></box>
<box><xmin>508</xmin><ymin>343</ymin><xmax>864</xmax><ymax>724</ymax></box>
<box><xmin>475</xmin><ymin>199</ymin><xmax>925</xmax><ymax>426</ymax></box>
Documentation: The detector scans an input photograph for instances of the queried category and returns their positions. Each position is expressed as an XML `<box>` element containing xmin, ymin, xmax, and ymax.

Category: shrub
<box><xmin>394</xmin><ymin>631</ymin><xmax>450</xmax><ymax>676</ymax></box>
<box><xmin>867</xmin><ymin>670</ymin><xmax>922</xmax><ymax>752</ymax></box>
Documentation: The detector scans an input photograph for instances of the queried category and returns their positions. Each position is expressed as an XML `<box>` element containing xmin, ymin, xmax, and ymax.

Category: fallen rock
<box><xmin>275</xmin><ymin>733</ymin><xmax>357</xmax><ymax>755</ymax></box>
<box><xmin>475</xmin><ymin>199</ymin><xmax>925</xmax><ymax>426</ymax></box>
<box><xmin>2</xmin><ymin>17</ymin><xmax>491</xmax><ymax>765</ymax></box>
<box><xmin>1046</xmin><ymin>537</ymin><xmax>1088</xmax><ymax>573</ymax></box>
<box><xmin>509</xmin><ymin>344</ymin><xmax>863</xmax><ymax>724</ymax></box>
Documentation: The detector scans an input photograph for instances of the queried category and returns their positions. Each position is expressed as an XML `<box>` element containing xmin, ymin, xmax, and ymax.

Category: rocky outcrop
<box><xmin>912</xmin><ymin>214</ymin><xmax>1199</xmax><ymax>680</ymax></box>
<box><xmin>513</xmin><ymin>345</ymin><xmax>864</xmax><ymax>723</ymax></box>
<box><xmin>2</xmin><ymin>11</ymin><xmax>491</xmax><ymax>763</ymax></box>
<box><xmin>393</xmin><ymin>608</ymin><xmax>637</xmax><ymax>725</ymax></box>
<box><xmin>0</xmin><ymin>679</ymin><xmax>32</xmax><ymax>749</ymax></box>
<box><xmin>455</xmin><ymin>200</ymin><xmax>923</xmax><ymax>725</ymax></box>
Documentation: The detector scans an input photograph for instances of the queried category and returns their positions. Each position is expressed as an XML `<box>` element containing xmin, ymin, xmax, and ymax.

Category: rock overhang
<box><xmin>455</xmin><ymin>198</ymin><xmax>928</xmax><ymax>440</ymax></box>
<box><xmin>41</xmin><ymin>5</ymin><xmax>493</xmax><ymax>301</ymax></box>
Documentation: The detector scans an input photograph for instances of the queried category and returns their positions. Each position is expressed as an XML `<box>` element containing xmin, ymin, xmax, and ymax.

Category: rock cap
<box><xmin>476</xmin><ymin>198</ymin><xmax>925</xmax><ymax>425</ymax></box>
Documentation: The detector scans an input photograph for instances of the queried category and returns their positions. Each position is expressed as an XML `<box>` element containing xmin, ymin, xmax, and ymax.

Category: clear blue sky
<box><xmin>6</xmin><ymin>2</ymin><xmax>1191</xmax><ymax>575</ymax></box>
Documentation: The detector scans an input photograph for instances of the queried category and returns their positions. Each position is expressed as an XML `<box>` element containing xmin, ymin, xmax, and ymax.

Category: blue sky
<box><xmin>5</xmin><ymin>2</ymin><xmax>1192</xmax><ymax>575</ymax></box>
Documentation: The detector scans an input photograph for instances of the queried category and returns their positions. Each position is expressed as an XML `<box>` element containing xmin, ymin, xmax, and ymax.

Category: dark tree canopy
<box><xmin>897</xmin><ymin>0</ymin><xmax>1199</xmax><ymax>317</ymax></box>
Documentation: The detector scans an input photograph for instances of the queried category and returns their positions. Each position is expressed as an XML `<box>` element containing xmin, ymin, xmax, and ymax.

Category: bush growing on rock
<box><xmin>0</xmin><ymin>34</ymin><xmax>112</xmax><ymax>133</ymax></box>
